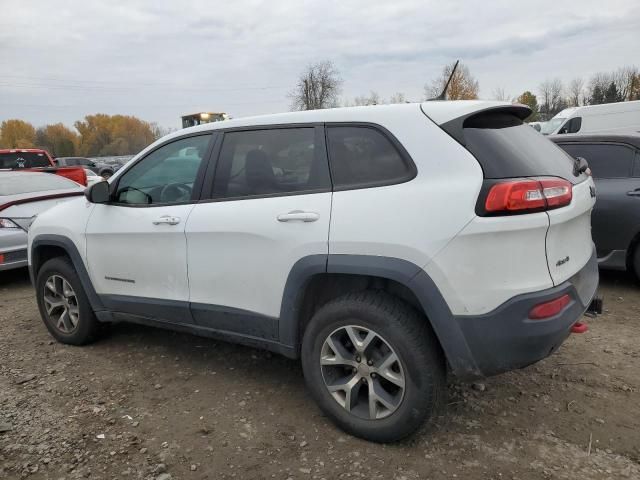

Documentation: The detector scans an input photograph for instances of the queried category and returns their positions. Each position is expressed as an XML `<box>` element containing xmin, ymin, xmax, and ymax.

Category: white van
<box><xmin>541</xmin><ymin>100</ymin><xmax>640</xmax><ymax>135</ymax></box>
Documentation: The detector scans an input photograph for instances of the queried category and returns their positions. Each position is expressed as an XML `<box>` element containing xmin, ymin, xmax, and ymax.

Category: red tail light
<box><xmin>484</xmin><ymin>178</ymin><xmax>572</xmax><ymax>215</ymax></box>
<box><xmin>529</xmin><ymin>294</ymin><xmax>571</xmax><ymax>320</ymax></box>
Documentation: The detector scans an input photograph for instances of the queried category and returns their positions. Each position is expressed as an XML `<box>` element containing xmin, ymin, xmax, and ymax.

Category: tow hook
<box><xmin>572</xmin><ymin>296</ymin><xmax>604</xmax><ymax>334</ymax></box>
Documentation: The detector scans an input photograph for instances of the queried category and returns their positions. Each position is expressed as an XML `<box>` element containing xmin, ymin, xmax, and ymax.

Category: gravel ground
<box><xmin>1</xmin><ymin>267</ymin><xmax>638</xmax><ymax>479</ymax></box>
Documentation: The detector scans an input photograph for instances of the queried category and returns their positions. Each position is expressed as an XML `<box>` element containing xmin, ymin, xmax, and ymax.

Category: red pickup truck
<box><xmin>0</xmin><ymin>148</ymin><xmax>87</xmax><ymax>186</ymax></box>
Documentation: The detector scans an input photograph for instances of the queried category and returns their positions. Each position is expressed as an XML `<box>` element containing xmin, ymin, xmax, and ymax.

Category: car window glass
<box><xmin>115</xmin><ymin>135</ymin><xmax>211</xmax><ymax>205</ymax></box>
<box><xmin>0</xmin><ymin>152</ymin><xmax>51</xmax><ymax>168</ymax></box>
<box><xmin>212</xmin><ymin>128</ymin><xmax>329</xmax><ymax>198</ymax></box>
<box><xmin>326</xmin><ymin>126</ymin><xmax>412</xmax><ymax>188</ymax></box>
<box><xmin>557</xmin><ymin>143</ymin><xmax>634</xmax><ymax>178</ymax></box>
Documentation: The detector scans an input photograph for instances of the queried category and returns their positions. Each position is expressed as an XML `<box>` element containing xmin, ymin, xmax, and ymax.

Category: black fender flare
<box><xmin>279</xmin><ymin>254</ymin><xmax>481</xmax><ymax>377</ymax></box>
<box><xmin>30</xmin><ymin>234</ymin><xmax>105</xmax><ymax>311</ymax></box>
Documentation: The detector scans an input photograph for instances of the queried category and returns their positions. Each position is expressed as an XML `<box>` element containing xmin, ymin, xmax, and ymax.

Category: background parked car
<box><xmin>55</xmin><ymin>156</ymin><xmax>122</xmax><ymax>179</ymax></box>
<box><xmin>550</xmin><ymin>133</ymin><xmax>640</xmax><ymax>277</ymax></box>
<box><xmin>0</xmin><ymin>171</ymin><xmax>84</xmax><ymax>271</ymax></box>
<box><xmin>0</xmin><ymin>149</ymin><xmax>87</xmax><ymax>185</ymax></box>
<box><xmin>84</xmin><ymin>168</ymin><xmax>104</xmax><ymax>187</ymax></box>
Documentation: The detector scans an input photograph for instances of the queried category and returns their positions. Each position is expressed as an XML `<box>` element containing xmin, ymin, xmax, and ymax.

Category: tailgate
<box><xmin>545</xmin><ymin>178</ymin><xmax>596</xmax><ymax>285</ymax></box>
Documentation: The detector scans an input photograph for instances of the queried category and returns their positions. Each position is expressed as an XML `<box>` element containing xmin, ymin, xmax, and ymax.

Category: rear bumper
<box><xmin>455</xmin><ymin>246</ymin><xmax>599</xmax><ymax>377</ymax></box>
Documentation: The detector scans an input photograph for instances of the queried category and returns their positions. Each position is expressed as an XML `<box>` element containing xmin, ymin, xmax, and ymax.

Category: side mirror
<box><xmin>89</xmin><ymin>162</ymin><xmax>97</xmax><ymax>167</ymax></box>
<box><xmin>85</xmin><ymin>181</ymin><xmax>110</xmax><ymax>204</ymax></box>
<box><xmin>52</xmin><ymin>159</ymin><xmax>59</xmax><ymax>165</ymax></box>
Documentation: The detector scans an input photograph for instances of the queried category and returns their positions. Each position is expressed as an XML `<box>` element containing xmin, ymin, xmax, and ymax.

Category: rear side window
<box><xmin>213</xmin><ymin>128</ymin><xmax>330</xmax><ymax>198</ymax></box>
<box><xmin>557</xmin><ymin>143</ymin><xmax>634</xmax><ymax>179</ymax></box>
<box><xmin>0</xmin><ymin>152</ymin><xmax>51</xmax><ymax>169</ymax></box>
<box><xmin>463</xmin><ymin>112</ymin><xmax>583</xmax><ymax>183</ymax></box>
<box><xmin>326</xmin><ymin>126</ymin><xmax>414</xmax><ymax>189</ymax></box>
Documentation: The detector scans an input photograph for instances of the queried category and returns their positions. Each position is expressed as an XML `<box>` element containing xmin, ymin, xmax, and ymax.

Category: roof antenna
<box><xmin>428</xmin><ymin>60</ymin><xmax>459</xmax><ymax>101</ymax></box>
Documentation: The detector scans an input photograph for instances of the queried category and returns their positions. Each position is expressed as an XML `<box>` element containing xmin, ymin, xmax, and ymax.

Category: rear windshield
<box><xmin>0</xmin><ymin>174</ymin><xmax>78</xmax><ymax>196</ymax></box>
<box><xmin>0</xmin><ymin>152</ymin><xmax>51</xmax><ymax>169</ymax></box>
<box><xmin>463</xmin><ymin>112</ymin><xmax>585</xmax><ymax>184</ymax></box>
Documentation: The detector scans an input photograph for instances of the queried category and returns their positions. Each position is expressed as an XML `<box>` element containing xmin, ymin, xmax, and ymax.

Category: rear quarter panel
<box><xmin>328</xmin><ymin>106</ymin><xmax>483</xmax><ymax>268</ymax></box>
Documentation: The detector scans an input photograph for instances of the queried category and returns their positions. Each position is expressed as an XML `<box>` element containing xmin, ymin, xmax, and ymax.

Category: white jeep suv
<box><xmin>28</xmin><ymin>101</ymin><xmax>599</xmax><ymax>442</ymax></box>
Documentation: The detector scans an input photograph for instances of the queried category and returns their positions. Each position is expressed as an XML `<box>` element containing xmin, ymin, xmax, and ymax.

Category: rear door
<box><xmin>556</xmin><ymin>142</ymin><xmax>640</xmax><ymax>261</ymax></box>
<box><xmin>185</xmin><ymin>126</ymin><xmax>331</xmax><ymax>340</ymax></box>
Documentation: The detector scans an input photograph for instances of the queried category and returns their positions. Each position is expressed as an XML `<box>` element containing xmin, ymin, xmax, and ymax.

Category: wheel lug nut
<box><xmin>362</xmin><ymin>377</ymin><xmax>367</xmax><ymax>383</ymax></box>
<box><xmin>367</xmin><ymin>360</ymin><xmax>373</xmax><ymax>366</ymax></box>
<box><xmin>356</xmin><ymin>356</ymin><xmax>361</xmax><ymax>362</ymax></box>
<box><xmin>371</xmin><ymin>373</ymin><xmax>377</xmax><ymax>378</ymax></box>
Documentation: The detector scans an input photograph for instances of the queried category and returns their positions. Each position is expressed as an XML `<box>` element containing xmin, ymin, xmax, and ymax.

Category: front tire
<box><xmin>36</xmin><ymin>257</ymin><xmax>101</xmax><ymax>345</ymax></box>
<box><xmin>301</xmin><ymin>291</ymin><xmax>445</xmax><ymax>443</ymax></box>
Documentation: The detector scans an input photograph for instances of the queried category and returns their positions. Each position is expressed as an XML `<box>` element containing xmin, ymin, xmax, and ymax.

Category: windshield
<box><xmin>0</xmin><ymin>152</ymin><xmax>51</xmax><ymax>169</ymax></box>
<box><xmin>0</xmin><ymin>173</ymin><xmax>78</xmax><ymax>196</ymax></box>
<box><xmin>540</xmin><ymin>118</ymin><xmax>566</xmax><ymax>135</ymax></box>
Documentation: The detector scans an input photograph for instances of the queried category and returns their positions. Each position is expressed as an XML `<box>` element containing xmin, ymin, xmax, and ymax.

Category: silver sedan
<box><xmin>0</xmin><ymin>171</ymin><xmax>84</xmax><ymax>271</ymax></box>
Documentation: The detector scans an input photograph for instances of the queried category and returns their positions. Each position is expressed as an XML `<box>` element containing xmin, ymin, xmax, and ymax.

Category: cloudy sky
<box><xmin>1</xmin><ymin>0</ymin><xmax>638</xmax><ymax>129</ymax></box>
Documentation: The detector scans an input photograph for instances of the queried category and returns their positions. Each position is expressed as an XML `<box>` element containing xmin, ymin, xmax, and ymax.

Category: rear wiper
<box><xmin>573</xmin><ymin>156</ymin><xmax>589</xmax><ymax>176</ymax></box>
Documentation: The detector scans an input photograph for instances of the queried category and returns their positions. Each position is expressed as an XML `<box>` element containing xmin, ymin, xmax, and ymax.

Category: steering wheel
<box><xmin>159</xmin><ymin>183</ymin><xmax>192</xmax><ymax>203</ymax></box>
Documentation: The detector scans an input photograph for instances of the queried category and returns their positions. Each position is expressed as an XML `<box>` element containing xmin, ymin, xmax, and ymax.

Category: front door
<box><xmin>85</xmin><ymin>133</ymin><xmax>213</xmax><ymax>323</ymax></box>
<box><xmin>185</xmin><ymin>126</ymin><xmax>332</xmax><ymax>339</ymax></box>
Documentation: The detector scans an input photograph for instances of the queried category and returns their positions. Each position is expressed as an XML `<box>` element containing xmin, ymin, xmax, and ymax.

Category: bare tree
<box><xmin>425</xmin><ymin>62</ymin><xmax>479</xmax><ymax>100</ymax></box>
<box><xmin>290</xmin><ymin>61</ymin><xmax>342</xmax><ymax>111</ymax></box>
<box><xmin>492</xmin><ymin>87</ymin><xmax>510</xmax><ymax>102</ymax></box>
<box><xmin>612</xmin><ymin>66</ymin><xmax>639</xmax><ymax>101</ymax></box>
<box><xmin>538</xmin><ymin>78</ymin><xmax>565</xmax><ymax>118</ymax></box>
<box><xmin>568</xmin><ymin>77</ymin><xmax>584</xmax><ymax>107</ymax></box>
<box><xmin>388</xmin><ymin>92</ymin><xmax>407</xmax><ymax>104</ymax></box>
<box><xmin>352</xmin><ymin>91</ymin><xmax>382</xmax><ymax>106</ymax></box>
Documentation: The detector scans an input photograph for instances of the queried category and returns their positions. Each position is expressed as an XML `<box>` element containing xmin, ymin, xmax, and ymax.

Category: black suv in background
<box><xmin>550</xmin><ymin>134</ymin><xmax>640</xmax><ymax>278</ymax></box>
<box><xmin>55</xmin><ymin>157</ymin><xmax>123</xmax><ymax>179</ymax></box>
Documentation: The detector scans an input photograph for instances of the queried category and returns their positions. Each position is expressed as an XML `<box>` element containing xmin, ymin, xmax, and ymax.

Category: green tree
<box><xmin>516</xmin><ymin>91</ymin><xmax>539</xmax><ymax>121</ymax></box>
<box><xmin>604</xmin><ymin>82</ymin><xmax>623</xmax><ymax>103</ymax></box>
<box><xmin>0</xmin><ymin>119</ymin><xmax>36</xmax><ymax>148</ymax></box>
<box><xmin>589</xmin><ymin>85</ymin><xmax>605</xmax><ymax>105</ymax></box>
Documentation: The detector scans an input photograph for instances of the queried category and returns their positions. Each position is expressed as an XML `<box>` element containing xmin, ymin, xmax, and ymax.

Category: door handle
<box><xmin>626</xmin><ymin>190</ymin><xmax>640</xmax><ymax>197</ymax></box>
<box><xmin>153</xmin><ymin>215</ymin><xmax>181</xmax><ymax>225</ymax></box>
<box><xmin>277</xmin><ymin>210</ymin><xmax>320</xmax><ymax>223</ymax></box>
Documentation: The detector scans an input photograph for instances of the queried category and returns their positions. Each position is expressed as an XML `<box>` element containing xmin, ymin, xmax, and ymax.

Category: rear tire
<box><xmin>36</xmin><ymin>257</ymin><xmax>101</xmax><ymax>345</ymax></box>
<box><xmin>301</xmin><ymin>291</ymin><xmax>445</xmax><ymax>443</ymax></box>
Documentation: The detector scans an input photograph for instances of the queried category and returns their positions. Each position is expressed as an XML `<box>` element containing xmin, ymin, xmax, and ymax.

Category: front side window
<box><xmin>557</xmin><ymin>143</ymin><xmax>634</xmax><ymax>178</ymax></box>
<box><xmin>212</xmin><ymin>128</ymin><xmax>330</xmax><ymax>198</ymax></box>
<box><xmin>326</xmin><ymin>126</ymin><xmax>413</xmax><ymax>188</ymax></box>
<box><xmin>114</xmin><ymin>134</ymin><xmax>211</xmax><ymax>205</ymax></box>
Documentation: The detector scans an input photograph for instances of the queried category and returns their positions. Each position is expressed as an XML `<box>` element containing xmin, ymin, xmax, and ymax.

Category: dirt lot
<box><xmin>1</xmin><ymin>268</ymin><xmax>638</xmax><ymax>480</ymax></box>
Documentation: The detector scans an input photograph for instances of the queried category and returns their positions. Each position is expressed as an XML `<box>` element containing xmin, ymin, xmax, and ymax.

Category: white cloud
<box><xmin>0</xmin><ymin>0</ymin><xmax>638</xmax><ymax>128</ymax></box>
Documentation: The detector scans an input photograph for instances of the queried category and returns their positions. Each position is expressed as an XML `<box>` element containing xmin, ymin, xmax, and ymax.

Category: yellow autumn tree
<box><xmin>75</xmin><ymin>114</ymin><xmax>157</xmax><ymax>156</ymax></box>
<box><xmin>0</xmin><ymin>119</ymin><xmax>37</xmax><ymax>148</ymax></box>
<box><xmin>36</xmin><ymin>123</ymin><xmax>79</xmax><ymax>156</ymax></box>
<box><xmin>425</xmin><ymin>61</ymin><xmax>479</xmax><ymax>100</ymax></box>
